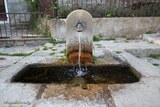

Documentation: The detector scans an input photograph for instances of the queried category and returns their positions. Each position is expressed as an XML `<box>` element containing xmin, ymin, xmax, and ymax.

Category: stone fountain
<box><xmin>66</xmin><ymin>10</ymin><xmax>94</xmax><ymax>64</ymax></box>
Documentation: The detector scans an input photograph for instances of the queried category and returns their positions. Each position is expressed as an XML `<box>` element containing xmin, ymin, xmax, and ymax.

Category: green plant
<box><xmin>145</xmin><ymin>31</ymin><xmax>154</xmax><ymax>34</ymax></box>
<box><xmin>48</xmin><ymin>38</ymin><xmax>65</xmax><ymax>44</ymax></box>
<box><xmin>60</xmin><ymin>49</ymin><xmax>67</xmax><ymax>57</ymax></box>
<box><xmin>26</xmin><ymin>0</ymin><xmax>51</xmax><ymax>37</ymax></box>
<box><xmin>26</xmin><ymin>0</ymin><xmax>39</xmax><ymax>12</ymax></box>
<box><xmin>86</xmin><ymin>3</ymin><xmax>106</xmax><ymax>17</ymax></box>
<box><xmin>0</xmin><ymin>53</ymin><xmax>32</xmax><ymax>57</ymax></box>
<box><xmin>60</xmin><ymin>49</ymin><xmax>66</xmax><ymax>53</ymax></box>
<box><xmin>105</xmin><ymin>6</ymin><xmax>134</xmax><ymax>17</ymax></box>
<box><xmin>5</xmin><ymin>44</ymin><xmax>12</xmax><ymax>48</ymax></box>
<box><xmin>106</xmin><ymin>7</ymin><xmax>119</xmax><ymax>17</ymax></box>
<box><xmin>26</xmin><ymin>0</ymin><xmax>39</xmax><ymax>29</ymax></box>
<box><xmin>115</xmin><ymin>51</ymin><xmax>122</xmax><ymax>54</ymax></box>
<box><xmin>58</xmin><ymin>4</ymin><xmax>70</xmax><ymax>18</ymax></box>
<box><xmin>93</xmin><ymin>36</ymin><xmax>101</xmax><ymax>41</ymax></box>
<box><xmin>149</xmin><ymin>54</ymin><xmax>160</xmax><ymax>59</ymax></box>
<box><xmin>59</xmin><ymin>49</ymin><xmax>67</xmax><ymax>64</ymax></box>
<box><xmin>49</xmin><ymin>52</ymin><xmax>55</xmax><ymax>56</ymax></box>
<box><xmin>95</xmin><ymin>44</ymin><xmax>102</xmax><ymax>46</ymax></box>
<box><xmin>11</xmin><ymin>53</ymin><xmax>32</xmax><ymax>56</ymax></box>
<box><xmin>92</xmin><ymin>55</ymin><xmax>98</xmax><ymax>61</ymax></box>
<box><xmin>59</xmin><ymin>56</ymin><xmax>67</xmax><ymax>64</ymax></box>
<box><xmin>43</xmin><ymin>46</ymin><xmax>48</xmax><ymax>50</ymax></box>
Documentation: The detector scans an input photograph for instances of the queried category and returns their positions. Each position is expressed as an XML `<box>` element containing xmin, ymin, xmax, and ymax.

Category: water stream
<box><xmin>76</xmin><ymin>33</ymin><xmax>87</xmax><ymax>77</ymax></box>
<box><xmin>78</xmin><ymin>33</ymin><xmax>81</xmax><ymax>68</ymax></box>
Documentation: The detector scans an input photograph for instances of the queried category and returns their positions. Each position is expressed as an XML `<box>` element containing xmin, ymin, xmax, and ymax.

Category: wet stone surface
<box><xmin>67</xmin><ymin>52</ymin><xmax>92</xmax><ymax>63</ymax></box>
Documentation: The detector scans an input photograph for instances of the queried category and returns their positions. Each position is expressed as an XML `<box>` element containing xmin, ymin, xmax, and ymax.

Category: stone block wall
<box><xmin>46</xmin><ymin>17</ymin><xmax>160</xmax><ymax>40</ymax></box>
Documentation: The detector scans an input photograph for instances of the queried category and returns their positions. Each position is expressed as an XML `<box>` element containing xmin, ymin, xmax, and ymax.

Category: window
<box><xmin>0</xmin><ymin>0</ymin><xmax>8</xmax><ymax>21</ymax></box>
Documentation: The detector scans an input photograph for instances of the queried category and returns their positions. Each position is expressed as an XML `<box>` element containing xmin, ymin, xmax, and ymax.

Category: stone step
<box><xmin>143</xmin><ymin>33</ymin><xmax>160</xmax><ymax>45</ymax></box>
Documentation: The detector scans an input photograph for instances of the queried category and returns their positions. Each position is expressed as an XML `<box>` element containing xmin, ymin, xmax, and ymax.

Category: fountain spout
<box><xmin>66</xmin><ymin>10</ymin><xmax>94</xmax><ymax>64</ymax></box>
<box><xmin>74</xmin><ymin>20</ymin><xmax>85</xmax><ymax>32</ymax></box>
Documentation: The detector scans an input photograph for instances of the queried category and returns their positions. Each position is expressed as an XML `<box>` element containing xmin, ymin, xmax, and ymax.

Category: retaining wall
<box><xmin>47</xmin><ymin>17</ymin><xmax>160</xmax><ymax>40</ymax></box>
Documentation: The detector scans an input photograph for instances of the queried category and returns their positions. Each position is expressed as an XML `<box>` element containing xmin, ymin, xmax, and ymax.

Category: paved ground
<box><xmin>0</xmin><ymin>39</ymin><xmax>160</xmax><ymax>107</ymax></box>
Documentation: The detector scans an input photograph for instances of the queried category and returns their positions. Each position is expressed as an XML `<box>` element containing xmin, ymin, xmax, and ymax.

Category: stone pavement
<box><xmin>0</xmin><ymin>39</ymin><xmax>160</xmax><ymax>107</ymax></box>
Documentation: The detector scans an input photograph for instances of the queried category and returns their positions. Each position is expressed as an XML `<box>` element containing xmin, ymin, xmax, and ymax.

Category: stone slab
<box><xmin>120</xmin><ymin>52</ymin><xmax>160</xmax><ymax>78</ymax></box>
<box><xmin>0</xmin><ymin>56</ymin><xmax>23</xmax><ymax>68</ymax></box>
<box><xmin>0</xmin><ymin>46</ymin><xmax>38</xmax><ymax>54</ymax></box>
<box><xmin>0</xmin><ymin>83</ymin><xmax>40</xmax><ymax>107</ymax></box>
<box><xmin>33</xmin><ymin>84</ymin><xmax>107</xmax><ymax>107</ymax></box>
<box><xmin>0</xmin><ymin>63</ymin><xmax>27</xmax><ymax>83</ymax></box>
<box><xmin>109</xmin><ymin>78</ymin><xmax>160</xmax><ymax>107</ymax></box>
<box><xmin>143</xmin><ymin>33</ymin><xmax>160</xmax><ymax>45</ymax></box>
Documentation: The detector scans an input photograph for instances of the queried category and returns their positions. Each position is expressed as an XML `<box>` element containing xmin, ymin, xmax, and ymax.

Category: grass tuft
<box><xmin>49</xmin><ymin>52</ymin><xmax>55</xmax><ymax>56</ymax></box>
<box><xmin>0</xmin><ymin>53</ymin><xmax>32</xmax><ymax>56</ymax></box>
<box><xmin>93</xmin><ymin>36</ymin><xmax>101</xmax><ymax>41</ymax></box>
<box><xmin>149</xmin><ymin>54</ymin><xmax>160</xmax><ymax>59</ymax></box>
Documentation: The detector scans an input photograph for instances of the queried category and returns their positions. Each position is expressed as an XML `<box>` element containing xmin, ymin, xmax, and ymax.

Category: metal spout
<box><xmin>74</xmin><ymin>21</ymin><xmax>85</xmax><ymax>32</ymax></box>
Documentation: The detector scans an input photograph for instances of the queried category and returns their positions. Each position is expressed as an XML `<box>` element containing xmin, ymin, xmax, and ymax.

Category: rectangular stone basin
<box><xmin>11</xmin><ymin>64</ymin><xmax>139</xmax><ymax>84</ymax></box>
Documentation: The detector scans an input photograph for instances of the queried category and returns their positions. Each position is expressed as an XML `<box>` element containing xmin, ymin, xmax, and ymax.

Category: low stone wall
<box><xmin>48</xmin><ymin>17</ymin><xmax>160</xmax><ymax>40</ymax></box>
<box><xmin>0</xmin><ymin>38</ymin><xmax>49</xmax><ymax>47</ymax></box>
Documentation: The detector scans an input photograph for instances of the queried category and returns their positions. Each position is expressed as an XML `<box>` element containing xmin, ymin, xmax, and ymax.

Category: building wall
<box><xmin>7</xmin><ymin>0</ymin><xmax>29</xmax><ymax>13</ymax></box>
<box><xmin>5</xmin><ymin>0</ymin><xmax>30</xmax><ymax>24</ymax></box>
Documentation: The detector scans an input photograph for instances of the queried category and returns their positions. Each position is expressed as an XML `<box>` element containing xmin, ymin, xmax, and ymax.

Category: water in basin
<box><xmin>11</xmin><ymin>64</ymin><xmax>139</xmax><ymax>84</ymax></box>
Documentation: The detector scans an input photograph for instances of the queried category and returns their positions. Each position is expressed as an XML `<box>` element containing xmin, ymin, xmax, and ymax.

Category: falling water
<box><xmin>76</xmin><ymin>33</ymin><xmax>87</xmax><ymax>77</ymax></box>
<box><xmin>78</xmin><ymin>33</ymin><xmax>81</xmax><ymax>68</ymax></box>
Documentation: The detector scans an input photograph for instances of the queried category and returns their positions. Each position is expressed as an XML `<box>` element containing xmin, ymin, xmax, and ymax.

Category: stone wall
<box><xmin>47</xmin><ymin>17</ymin><xmax>160</xmax><ymax>40</ymax></box>
<box><xmin>0</xmin><ymin>38</ymin><xmax>49</xmax><ymax>47</ymax></box>
<box><xmin>58</xmin><ymin>0</ymin><xmax>160</xmax><ymax>8</ymax></box>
